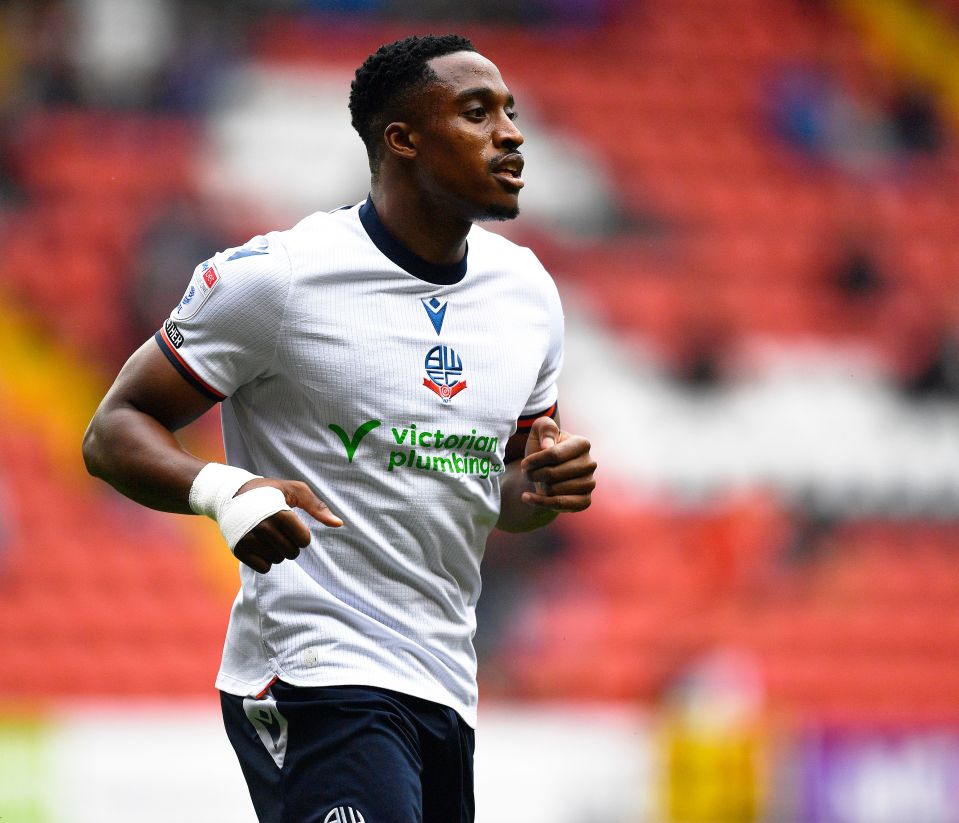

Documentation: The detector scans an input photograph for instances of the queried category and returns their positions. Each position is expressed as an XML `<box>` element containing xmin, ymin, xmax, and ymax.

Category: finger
<box><xmin>285</xmin><ymin>482</ymin><xmax>344</xmax><ymax>528</ymax></box>
<box><xmin>522</xmin><ymin>435</ymin><xmax>591</xmax><ymax>473</ymax></box>
<box><xmin>528</xmin><ymin>416</ymin><xmax>560</xmax><ymax>453</ymax></box>
<box><xmin>252</xmin><ymin>515</ymin><xmax>304</xmax><ymax>559</ymax></box>
<box><xmin>237</xmin><ymin>531</ymin><xmax>285</xmax><ymax>565</ymax></box>
<box><xmin>537</xmin><ymin>477</ymin><xmax>597</xmax><ymax>498</ymax></box>
<box><xmin>269</xmin><ymin>509</ymin><xmax>313</xmax><ymax>550</ymax></box>
<box><xmin>521</xmin><ymin>491</ymin><xmax>593</xmax><ymax>512</ymax></box>
<box><xmin>235</xmin><ymin>546</ymin><xmax>272</xmax><ymax>574</ymax></box>
<box><xmin>527</xmin><ymin>456</ymin><xmax>598</xmax><ymax>486</ymax></box>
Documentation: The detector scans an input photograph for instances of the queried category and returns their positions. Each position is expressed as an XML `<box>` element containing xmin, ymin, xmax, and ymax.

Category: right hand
<box><xmin>231</xmin><ymin>479</ymin><xmax>343</xmax><ymax>573</ymax></box>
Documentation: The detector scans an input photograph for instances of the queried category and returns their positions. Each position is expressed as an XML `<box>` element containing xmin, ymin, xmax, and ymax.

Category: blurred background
<box><xmin>1</xmin><ymin>0</ymin><xmax>959</xmax><ymax>820</ymax></box>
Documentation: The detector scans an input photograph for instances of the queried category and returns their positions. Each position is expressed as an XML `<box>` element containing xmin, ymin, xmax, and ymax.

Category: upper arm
<box><xmin>93</xmin><ymin>338</ymin><xmax>218</xmax><ymax>433</ymax></box>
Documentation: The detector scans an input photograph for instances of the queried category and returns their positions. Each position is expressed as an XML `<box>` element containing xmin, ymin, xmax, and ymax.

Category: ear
<box><xmin>383</xmin><ymin>122</ymin><xmax>417</xmax><ymax>161</ymax></box>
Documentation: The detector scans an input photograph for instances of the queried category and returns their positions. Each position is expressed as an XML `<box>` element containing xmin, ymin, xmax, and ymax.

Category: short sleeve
<box><xmin>154</xmin><ymin>233</ymin><xmax>293</xmax><ymax>400</ymax></box>
<box><xmin>517</xmin><ymin>259</ymin><xmax>564</xmax><ymax>428</ymax></box>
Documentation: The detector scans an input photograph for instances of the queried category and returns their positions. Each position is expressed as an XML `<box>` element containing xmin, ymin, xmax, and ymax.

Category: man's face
<box><xmin>409</xmin><ymin>50</ymin><xmax>525</xmax><ymax>221</ymax></box>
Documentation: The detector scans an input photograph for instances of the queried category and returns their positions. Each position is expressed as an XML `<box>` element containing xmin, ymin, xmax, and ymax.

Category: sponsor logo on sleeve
<box><xmin>173</xmin><ymin>261</ymin><xmax>220</xmax><ymax>321</ymax></box>
<box><xmin>163</xmin><ymin>318</ymin><xmax>184</xmax><ymax>348</ymax></box>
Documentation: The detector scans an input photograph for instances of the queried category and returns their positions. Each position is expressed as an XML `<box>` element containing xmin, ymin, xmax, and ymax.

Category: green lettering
<box><xmin>433</xmin><ymin>457</ymin><xmax>454</xmax><ymax>473</ymax></box>
<box><xmin>418</xmin><ymin>431</ymin><xmax>433</xmax><ymax>447</ymax></box>
<box><xmin>443</xmin><ymin>435</ymin><xmax>460</xmax><ymax>449</ymax></box>
<box><xmin>388</xmin><ymin>452</ymin><xmax>406</xmax><ymax>471</ymax></box>
<box><xmin>474</xmin><ymin>436</ymin><xmax>489</xmax><ymax>452</ymax></box>
<box><xmin>391</xmin><ymin>427</ymin><xmax>408</xmax><ymax>445</ymax></box>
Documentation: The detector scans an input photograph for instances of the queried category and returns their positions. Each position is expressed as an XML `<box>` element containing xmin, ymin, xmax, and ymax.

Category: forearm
<box><xmin>82</xmin><ymin>401</ymin><xmax>205</xmax><ymax>514</ymax></box>
<box><xmin>496</xmin><ymin>460</ymin><xmax>559</xmax><ymax>533</ymax></box>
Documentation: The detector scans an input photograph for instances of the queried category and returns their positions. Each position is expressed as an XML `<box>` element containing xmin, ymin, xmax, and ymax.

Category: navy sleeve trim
<box><xmin>154</xmin><ymin>330</ymin><xmax>226</xmax><ymax>402</ymax></box>
<box><xmin>517</xmin><ymin>402</ymin><xmax>559</xmax><ymax>430</ymax></box>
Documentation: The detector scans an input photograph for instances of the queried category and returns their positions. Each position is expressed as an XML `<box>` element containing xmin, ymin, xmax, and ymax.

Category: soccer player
<box><xmin>83</xmin><ymin>33</ymin><xmax>596</xmax><ymax>823</ymax></box>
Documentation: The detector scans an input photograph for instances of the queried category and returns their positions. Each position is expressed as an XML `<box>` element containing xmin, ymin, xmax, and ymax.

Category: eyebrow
<box><xmin>454</xmin><ymin>86</ymin><xmax>515</xmax><ymax>107</ymax></box>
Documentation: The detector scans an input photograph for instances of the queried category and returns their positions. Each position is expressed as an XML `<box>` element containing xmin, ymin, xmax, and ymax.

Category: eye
<box><xmin>506</xmin><ymin>109</ymin><xmax>519</xmax><ymax>121</ymax></box>
<box><xmin>464</xmin><ymin>107</ymin><xmax>486</xmax><ymax>120</ymax></box>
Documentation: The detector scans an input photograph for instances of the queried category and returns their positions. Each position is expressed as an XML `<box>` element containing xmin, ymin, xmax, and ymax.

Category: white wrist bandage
<box><xmin>189</xmin><ymin>463</ymin><xmax>292</xmax><ymax>552</ymax></box>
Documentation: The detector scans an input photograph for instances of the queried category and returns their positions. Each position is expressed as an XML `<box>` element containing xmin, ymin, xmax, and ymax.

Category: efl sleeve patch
<box><xmin>172</xmin><ymin>261</ymin><xmax>220</xmax><ymax>321</ymax></box>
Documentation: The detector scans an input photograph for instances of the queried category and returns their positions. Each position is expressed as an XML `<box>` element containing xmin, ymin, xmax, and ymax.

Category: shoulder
<box><xmin>467</xmin><ymin>225</ymin><xmax>557</xmax><ymax>293</ymax></box>
<box><xmin>285</xmin><ymin>203</ymin><xmax>364</xmax><ymax>247</ymax></box>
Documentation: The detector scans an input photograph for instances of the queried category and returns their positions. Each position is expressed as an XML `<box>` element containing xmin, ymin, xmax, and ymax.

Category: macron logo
<box><xmin>421</xmin><ymin>297</ymin><xmax>448</xmax><ymax>335</ymax></box>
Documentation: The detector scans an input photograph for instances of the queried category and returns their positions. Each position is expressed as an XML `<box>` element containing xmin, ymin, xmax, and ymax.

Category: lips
<box><xmin>491</xmin><ymin>153</ymin><xmax>525</xmax><ymax>188</ymax></box>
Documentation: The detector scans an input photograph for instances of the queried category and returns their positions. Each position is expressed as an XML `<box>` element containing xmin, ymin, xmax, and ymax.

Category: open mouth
<box><xmin>491</xmin><ymin>154</ymin><xmax>525</xmax><ymax>189</ymax></box>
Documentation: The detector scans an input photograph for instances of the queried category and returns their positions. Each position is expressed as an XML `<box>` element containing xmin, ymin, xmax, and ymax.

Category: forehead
<box><xmin>424</xmin><ymin>51</ymin><xmax>510</xmax><ymax>102</ymax></box>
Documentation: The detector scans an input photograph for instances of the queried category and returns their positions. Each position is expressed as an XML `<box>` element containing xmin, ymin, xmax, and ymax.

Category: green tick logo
<box><xmin>329</xmin><ymin>420</ymin><xmax>381</xmax><ymax>463</ymax></box>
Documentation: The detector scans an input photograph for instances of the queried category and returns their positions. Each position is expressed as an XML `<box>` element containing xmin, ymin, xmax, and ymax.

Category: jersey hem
<box><xmin>215</xmin><ymin>669</ymin><xmax>478</xmax><ymax>728</ymax></box>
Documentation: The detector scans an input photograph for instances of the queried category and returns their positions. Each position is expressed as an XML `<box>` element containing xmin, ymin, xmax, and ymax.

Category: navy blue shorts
<box><xmin>221</xmin><ymin>682</ymin><xmax>475</xmax><ymax>823</ymax></box>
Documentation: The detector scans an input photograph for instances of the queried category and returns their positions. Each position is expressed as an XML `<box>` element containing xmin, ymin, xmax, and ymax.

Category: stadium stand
<box><xmin>0</xmin><ymin>0</ymin><xmax>957</xmax><ymax>730</ymax></box>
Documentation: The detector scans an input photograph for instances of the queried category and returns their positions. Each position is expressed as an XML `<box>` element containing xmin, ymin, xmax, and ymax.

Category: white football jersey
<box><xmin>156</xmin><ymin>199</ymin><xmax>563</xmax><ymax>726</ymax></box>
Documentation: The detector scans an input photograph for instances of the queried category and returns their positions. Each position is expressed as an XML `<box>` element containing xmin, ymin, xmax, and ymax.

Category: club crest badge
<box><xmin>423</xmin><ymin>344</ymin><xmax>467</xmax><ymax>403</ymax></box>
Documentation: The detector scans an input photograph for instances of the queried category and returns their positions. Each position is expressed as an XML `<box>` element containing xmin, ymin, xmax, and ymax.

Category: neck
<box><xmin>370</xmin><ymin>181</ymin><xmax>471</xmax><ymax>265</ymax></box>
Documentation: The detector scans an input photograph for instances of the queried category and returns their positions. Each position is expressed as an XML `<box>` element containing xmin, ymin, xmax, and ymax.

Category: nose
<box><xmin>494</xmin><ymin>112</ymin><xmax>524</xmax><ymax>151</ymax></box>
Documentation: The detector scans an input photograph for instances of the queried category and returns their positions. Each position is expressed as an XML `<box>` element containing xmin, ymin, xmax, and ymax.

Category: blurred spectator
<box><xmin>888</xmin><ymin>84</ymin><xmax>943</xmax><ymax>155</ymax></box>
<box><xmin>378</xmin><ymin>0</ymin><xmax>614</xmax><ymax>24</ymax></box>
<box><xmin>902</xmin><ymin>292</ymin><xmax>959</xmax><ymax>399</ymax></box>
<box><xmin>127</xmin><ymin>198</ymin><xmax>226</xmax><ymax>341</ymax></box>
<box><xmin>766</xmin><ymin>65</ymin><xmax>946</xmax><ymax>174</ymax></box>
<box><xmin>662</xmin><ymin>648</ymin><xmax>767</xmax><ymax>823</ymax></box>
<box><xmin>16</xmin><ymin>0</ymin><xmax>82</xmax><ymax>106</ymax></box>
<box><xmin>71</xmin><ymin>0</ymin><xmax>177</xmax><ymax>107</ymax></box>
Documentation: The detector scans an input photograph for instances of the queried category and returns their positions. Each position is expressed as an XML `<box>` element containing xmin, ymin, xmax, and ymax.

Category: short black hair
<box><xmin>349</xmin><ymin>34</ymin><xmax>475</xmax><ymax>171</ymax></box>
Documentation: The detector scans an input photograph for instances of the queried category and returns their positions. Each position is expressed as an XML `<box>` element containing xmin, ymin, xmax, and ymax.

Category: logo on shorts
<box><xmin>242</xmin><ymin>695</ymin><xmax>289</xmax><ymax>769</ymax></box>
<box><xmin>324</xmin><ymin>808</ymin><xmax>366</xmax><ymax>823</ymax></box>
<box><xmin>423</xmin><ymin>344</ymin><xmax>467</xmax><ymax>404</ymax></box>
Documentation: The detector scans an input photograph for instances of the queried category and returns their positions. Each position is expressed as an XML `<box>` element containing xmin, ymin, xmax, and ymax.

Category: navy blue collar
<box><xmin>359</xmin><ymin>197</ymin><xmax>467</xmax><ymax>286</ymax></box>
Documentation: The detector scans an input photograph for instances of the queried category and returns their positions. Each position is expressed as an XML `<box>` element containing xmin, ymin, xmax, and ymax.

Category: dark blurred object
<box><xmin>16</xmin><ymin>0</ymin><xmax>82</xmax><ymax>106</ymax></box>
<box><xmin>901</xmin><ymin>291</ymin><xmax>959</xmax><ymax>399</ymax></box>
<box><xmin>832</xmin><ymin>243</ymin><xmax>885</xmax><ymax>300</ymax></box>
<box><xmin>889</xmin><ymin>84</ymin><xmax>943</xmax><ymax>155</ymax></box>
<box><xmin>378</xmin><ymin>0</ymin><xmax>614</xmax><ymax>24</ymax></box>
<box><xmin>905</xmin><ymin>333</ymin><xmax>959</xmax><ymax>398</ymax></box>
<box><xmin>128</xmin><ymin>198</ymin><xmax>226</xmax><ymax>340</ymax></box>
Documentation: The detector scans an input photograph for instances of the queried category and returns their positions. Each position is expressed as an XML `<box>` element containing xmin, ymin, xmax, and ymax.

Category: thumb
<box><xmin>286</xmin><ymin>481</ymin><xmax>343</xmax><ymax>528</ymax></box>
<box><xmin>527</xmin><ymin>415</ymin><xmax>560</xmax><ymax>456</ymax></box>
